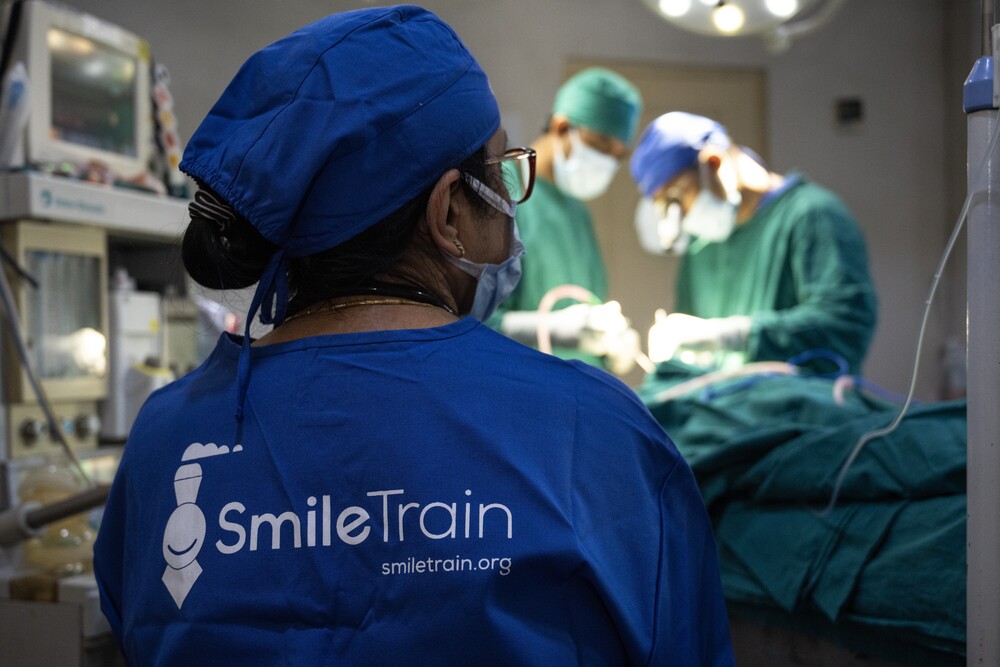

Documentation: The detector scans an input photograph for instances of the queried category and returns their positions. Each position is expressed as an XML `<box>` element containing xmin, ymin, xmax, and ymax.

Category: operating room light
<box><xmin>765</xmin><ymin>0</ymin><xmax>798</xmax><ymax>18</ymax></box>
<box><xmin>659</xmin><ymin>0</ymin><xmax>692</xmax><ymax>18</ymax></box>
<box><xmin>638</xmin><ymin>0</ymin><xmax>843</xmax><ymax>52</ymax></box>
<box><xmin>712</xmin><ymin>5</ymin><xmax>745</xmax><ymax>33</ymax></box>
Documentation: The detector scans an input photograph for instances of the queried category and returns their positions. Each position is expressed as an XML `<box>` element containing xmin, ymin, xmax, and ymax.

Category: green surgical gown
<box><xmin>492</xmin><ymin>178</ymin><xmax>607</xmax><ymax>364</ymax></box>
<box><xmin>675</xmin><ymin>178</ymin><xmax>877</xmax><ymax>373</ymax></box>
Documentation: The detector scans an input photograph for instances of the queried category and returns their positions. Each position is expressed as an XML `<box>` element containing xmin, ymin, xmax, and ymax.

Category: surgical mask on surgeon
<box><xmin>634</xmin><ymin>196</ymin><xmax>688</xmax><ymax>255</ymax></box>
<box><xmin>445</xmin><ymin>174</ymin><xmax>525</xmax><ymax>321</ymax></box>
<box><xmin>552</xmin><ymin>129</ymin><xmax>620</xmax><ymax>201</ymax></box>
<box><xmin>682</xmin><ymin>158</ymin><xmax>742</xmax><ymax>243</ymax></box>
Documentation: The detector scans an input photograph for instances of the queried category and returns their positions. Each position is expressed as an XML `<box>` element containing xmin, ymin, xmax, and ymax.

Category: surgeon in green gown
<box><xmin>629</xmin><ymin>112</ymin><xmax>877</xmax><ymax>373</ymax></box>
<box><xmin>491</xmin><ymin>68</ymin><xmax>643</xmax><ymax>367</ymax></box>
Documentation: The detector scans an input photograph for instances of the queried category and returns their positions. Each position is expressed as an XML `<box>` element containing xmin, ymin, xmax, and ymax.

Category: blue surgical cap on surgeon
<box><xmin>179</xmin><ymin>5</ymin><xmax>501</xmax><ymax>257</ymax></box>
<box><xmin>629</xmin><ymin>112</ymin><xmax>731</xmax><ymax>197</ymax></box>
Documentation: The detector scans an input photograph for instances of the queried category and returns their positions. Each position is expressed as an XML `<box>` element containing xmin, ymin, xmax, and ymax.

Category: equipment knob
<box><xmin>19</xmin><ymin>419</ymin><xmax>48</xmax><ymax>445</ymax></box>
<box><xmin>74</xmin><ymin>413</ymin><xmax>102</xmax><ymax>439</ymax></box>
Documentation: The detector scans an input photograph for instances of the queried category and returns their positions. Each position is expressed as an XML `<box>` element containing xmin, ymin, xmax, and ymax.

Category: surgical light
<box><xmin>765</xmin><ymin>0</ymin><xmax>799</xmax><ymax>18</ymax></box>
<box><xmin>712</xmin><ymin>4</ymin><xmax>745</xmax><ymax>33</ymax></box>
<box><xmin>638</xmin><ymin>0</ymin><xmax>844</xmax><ymax>52</ymax></box>
<box><xmin>659</xmin><ymin>0</ymin><xmax>692</xmax><ymax>18</ymax></box>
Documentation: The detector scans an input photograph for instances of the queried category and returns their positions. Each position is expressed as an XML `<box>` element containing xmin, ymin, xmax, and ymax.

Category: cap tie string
<box><xmin>235</xmin><ymin>249</ymin><xmax>287</xmax><ymax>424</ymax></box>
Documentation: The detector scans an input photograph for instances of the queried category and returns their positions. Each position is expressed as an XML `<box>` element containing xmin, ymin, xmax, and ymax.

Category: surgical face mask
<box><xmin>552</xmin><ymin>129</ymin><xmax>620</xmax><ymax>201</ymax></box>
<box><xmin>682</xmin><ymin>158</ymin><xmax>742</xmax><ymax>243</ymax></box>
<box><xmin>445</xmin><ymin>174</ymin><xmax>525</xmax><ymax>321</ymax></box>
<box><xmin>634</xmin><ymin>196</ymin><xmax>688</xmax><ymax>255</ymax></box>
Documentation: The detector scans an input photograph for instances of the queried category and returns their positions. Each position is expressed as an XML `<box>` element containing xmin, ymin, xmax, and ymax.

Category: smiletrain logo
<box><xmin>161</xmin><ymin>442</ymin><xmax>243</xmax><ymax>608</ymax></box>
<box><xmin>160</xmin><ymin>443</ymin><xmax>514</xmax><ymax>610</ymax></box>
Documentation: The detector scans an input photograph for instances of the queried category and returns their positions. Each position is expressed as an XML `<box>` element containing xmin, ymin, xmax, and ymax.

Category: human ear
<box><xmin>550</xmin><ymin>115</ymin><xmax>572</xmax><ymax>158</ymax></box>
<box><xmin>699</xmin><ymin>150</ymin><xmax>723</xmax><ymax>173</ymax></box>
<box><xmin>696</xmin><ymin>149</ymin><xmax>728</xmax><ymax>198</ymax></box>
<box><xmin>426</xmin><ymin>169</ymin><xmax>466</xmax><ymax>257</ymax></box>
<box><xmin>549</xmin><ymin>114</ymin><xmax>571</xmax><ymax>136</ymax></box>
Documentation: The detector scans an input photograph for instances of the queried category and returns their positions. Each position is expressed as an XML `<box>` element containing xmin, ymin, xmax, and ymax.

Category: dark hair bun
<box><xmin>182</xmin><ymin>214</ymin><xmax>277</xmax><ymax>290</ymax></box>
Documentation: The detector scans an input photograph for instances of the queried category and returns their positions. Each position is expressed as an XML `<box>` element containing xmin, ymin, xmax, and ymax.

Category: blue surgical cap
<box><xmin>629</xmin><ymin>112</ymin><xmax>730</xmax><ymax>197</ymax></box>
<box><xmin>180</xmin><ymin>5</ymin><xmax>501</xmax><ymax>257</ymax></box>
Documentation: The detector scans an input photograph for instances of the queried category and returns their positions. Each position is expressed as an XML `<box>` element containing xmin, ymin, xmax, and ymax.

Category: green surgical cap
<box><xmin>552</xmin><ymin>67</ymin><xmax>643</xmax><ymax>145</ymax></box>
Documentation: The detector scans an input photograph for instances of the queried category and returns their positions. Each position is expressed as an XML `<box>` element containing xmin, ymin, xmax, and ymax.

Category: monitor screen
<box><xmin>48</xmin><ymin>27</ymin><xmax>138</xmax><ymax>159</ymax></box>
<box><xmin>14</xmin><ymin>1</ymin><xmax>152</xmax><ymax>179</ymax></box>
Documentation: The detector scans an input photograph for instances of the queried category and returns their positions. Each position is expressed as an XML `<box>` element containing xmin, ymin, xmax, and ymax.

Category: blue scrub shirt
<box><xmin>95</xmin><ymin>318</ymin><xmax>734</xmax><ymax>666</ymax></box>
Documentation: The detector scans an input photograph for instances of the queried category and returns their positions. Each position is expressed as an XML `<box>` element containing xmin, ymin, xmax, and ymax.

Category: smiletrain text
<box><xmin>215</xmin><ymin>488</ymin><xmax>513</xmax><ymax>554</ymax></box>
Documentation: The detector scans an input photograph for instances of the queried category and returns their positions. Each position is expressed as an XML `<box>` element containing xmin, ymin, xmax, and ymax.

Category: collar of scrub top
<box><xmin>757</xmin><ymin>173</ymin><xmax>802</xmax><ymax>211</ymax></box>
<box><xmin>727</xmin><ymin>145</ymin><xmax>800</xmax><ymax>214</ymax></box>
<box><xmin>177</xmin><ymin>5</ymin><xmax>501</xmax><ymax>432</ymax></box>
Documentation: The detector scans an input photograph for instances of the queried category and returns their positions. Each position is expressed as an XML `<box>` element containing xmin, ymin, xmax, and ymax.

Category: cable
<box><xmin>819</xmin><ymin>106</ymin><xmax>1000</xmax><ymax>516</ymax></box>
<box><xmin>0</xmin><ymin>245</ymin><xmax>37</xmax><ymax>288</ymax></box>
<box><xmin>0</xmin><ymin>1</ymin><xmax>23</xmax><ymax>84</ymax></box>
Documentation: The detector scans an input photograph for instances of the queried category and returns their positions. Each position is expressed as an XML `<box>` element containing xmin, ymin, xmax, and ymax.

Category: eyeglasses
<box><xmin>653</xmin><ymin>172</ymin><xmax>699</xmax><ymax>212</ymax></box>
<box><xmin>462</xmin><ymin>173</ymin><xmax>516</xmax><ymax>218</ymax></box>
<box><xmin>486</xmin><ymin>147</ymin><xmax>536</xmax><ymax>204</ymax></box>
<box><xmin>655</xmin><ymin>189</ymin><xmax>684</xmax><ymax>213</ymax></box>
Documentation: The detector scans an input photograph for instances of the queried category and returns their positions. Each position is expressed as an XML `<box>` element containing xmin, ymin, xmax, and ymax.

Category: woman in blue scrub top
<box><xmin>93</xmin><ymin>7</ymin><xmax>735</xmax><ymax>666</ymax></box>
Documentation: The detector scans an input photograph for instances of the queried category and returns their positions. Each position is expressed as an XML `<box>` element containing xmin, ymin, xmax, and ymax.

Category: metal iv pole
<box><xmin>965</xmin><ymin>1</ymin><xmax>1000</xmax><ymax>664</ymax></box>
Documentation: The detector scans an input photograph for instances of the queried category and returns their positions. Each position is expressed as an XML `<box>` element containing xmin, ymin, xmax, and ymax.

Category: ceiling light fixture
<box><xmin>639</xmin><ymin>0</ymin><xmax>846</xmax><ymax>53</ymax></box>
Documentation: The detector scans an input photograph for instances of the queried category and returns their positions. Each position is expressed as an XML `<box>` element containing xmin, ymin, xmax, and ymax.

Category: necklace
<box><xmin>326</xmin><ymin>284</ymin><xmax>457</xmax><ymax>315</ymax></box>
<box><xmin>283</xmin><ymin>297</ymin><xmax>449</xmax><ymax>324</ymax></box>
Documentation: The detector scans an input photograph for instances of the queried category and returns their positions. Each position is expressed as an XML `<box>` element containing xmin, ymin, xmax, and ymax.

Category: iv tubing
<box><xmin>820</xmin><ymin>100</ymin><xmax>1000</xmax><ymax>516</ymax></box>
<box><xmin>536</xmin><ymin>284</ymin><xmax>598</xmax><ymax>355</ymax></box>
<box><xmin>650</xmin><ymin>361</ymin><xmax>797</xmax><ymax>403</ymax></box>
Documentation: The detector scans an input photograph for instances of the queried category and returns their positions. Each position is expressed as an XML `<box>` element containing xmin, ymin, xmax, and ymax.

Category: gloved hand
<box><xmin>602</xmin><ymin>325</ymin><xmax>642</xmax><ymax>376</ymax></box>
<box><xmin>503</xmin><ymin>301</ymin><xmax>641</xmax><ymax>374</ymax></box>
<box><xmin>502</xmin><ymin>303</ymin><xmax>594</xmax><ymax>347</ymax></box>
<box><xmin>578</xmin><ymin>301</ymin><xmax>642</xmax><ymax>375</ymax></box>
<box><xmin>647</xmin><ymin>309</ymin><xmax>751</xmax><ymax>364</ymax></box>
<box><xmin>578</xmin><ymin>301</ymin><xmax>630</xmax><ymax>354</ymax></box>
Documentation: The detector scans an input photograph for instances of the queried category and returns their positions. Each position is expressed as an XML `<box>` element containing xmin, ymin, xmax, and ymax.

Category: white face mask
<box><xmin>445</xmin><ymin>174</ymin><xmax>525</xmax><ymax>321</ymax></box>
<box><xmin>552</xmin><ymin>129</ymin><xmax>620</xmax><ymax>201</ymax></box>
<box><xmin>633</xmin><ymin>196</ymin><xmax>688</xmax><ymax>255</ymax></box>
<box><xmin>682</xmin><ymin>158</ymin><xmax>742</xmax><ymax>243</ymax></box>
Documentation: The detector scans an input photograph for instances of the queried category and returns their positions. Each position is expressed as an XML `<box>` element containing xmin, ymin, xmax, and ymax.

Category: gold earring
<box><xmin>453</xmin><ymin>239</ymin><xmax>466</xmax><ymax>257</ymax></box>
